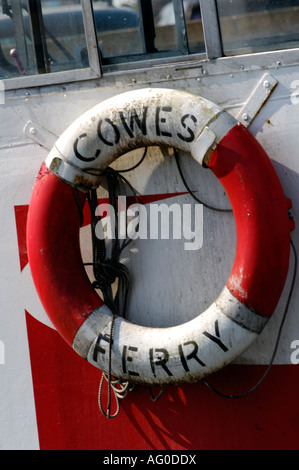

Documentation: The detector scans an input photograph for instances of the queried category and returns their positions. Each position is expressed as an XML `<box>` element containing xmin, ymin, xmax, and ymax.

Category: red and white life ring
<box><xmin>27</xmin><ymin>88</ymin><xmax>293</xmax><ymax>385</ymax></box>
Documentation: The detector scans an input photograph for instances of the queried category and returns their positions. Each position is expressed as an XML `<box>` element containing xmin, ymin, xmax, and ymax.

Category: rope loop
<box><xmin>86</xmin><ymin>150</ymin><xmax>147</xmax><ymax>418</ymax></box>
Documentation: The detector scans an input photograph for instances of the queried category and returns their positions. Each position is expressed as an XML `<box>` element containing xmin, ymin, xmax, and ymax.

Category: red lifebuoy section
<box><xmin>27</xmin><ymin>163</ymin><xmax>104</xmax><ymax>345</ymax></box>
<box><xmin>26</xmin><ymin>89</ymin><xmax>294</xmax><ymax>385</ymax></box>
<box><xmin>208</xmin><ymin>123</ymin><xmax>294</xmax><ymax>317</ymax></box>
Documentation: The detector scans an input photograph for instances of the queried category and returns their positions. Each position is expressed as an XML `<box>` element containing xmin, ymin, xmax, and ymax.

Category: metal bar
<box><xmin>138</xmin><ymin>0</ymin><xmax>157</xmax><ymax>53</ymax></box>
<box><xmin>81</xmin><ymin>0</ymin><xmax>102</xmax><ymax>77</ymax></box>
<box><xmin>10</xmin><ymin>0</ymin><xmax>29</xmax><ymax>67</ymax></box>
<box><xmin>236</xmin><ymin>72</ymin><xmax>278</xmax><ymax>127</ymax></box>
<box><xmin>3</xmin><ymin>67</ymin><xmax>101</xmax><ymax>91</ymax></box>
<box><xmin>27</xmin><ymin>0</ymin><xmax>50</xmax><ymax>74</ymax></box>
<box><xmin>173</xmin><ymin>0</ymin><xmax>189</xmax><ymax>55</ymax></box>
<box><xmin>199</xmin><ymin>0</ymin><xmax>223</xmax><ymax>59</ymax></box>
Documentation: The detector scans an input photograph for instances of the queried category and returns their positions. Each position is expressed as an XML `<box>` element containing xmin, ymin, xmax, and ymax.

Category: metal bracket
<box><xmin>236</xmin><ymin>72</ymin><xmax>278</xmax><ymax>127</ymax></box>
<box><xmin>24</xmin><ymin>121</ymin><xmax>58</xmax><ymax>150</ymax></box>
<box><xmin>191</xmin><ymin>126</ymin><xmax>216</xmax><ymax>166</ymax></box>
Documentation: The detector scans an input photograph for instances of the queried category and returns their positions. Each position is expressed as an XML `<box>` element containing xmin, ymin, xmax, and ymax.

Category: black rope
<box><xmin>202</xmin><ymin>237</ymin><xmax>297</xmax><ymax>399</ymax></box>
<box><xmin>174</xmin><ymin>148</ymin><xmax>233</xmax><ymax>213</ymax></box>
<box><xmin>86</xmin><ymin>149</ymin><xmax>148</xmax><ymax>316</ymax></box>
<box><xmin>85</xmin><ymin>149</ymin><xmax>147</xmax><ymax>417</ymax></box>
<box><xmin>149</xmin><ymin>385</ymin><xmax>165</xmax><ymax>402</ymax></box>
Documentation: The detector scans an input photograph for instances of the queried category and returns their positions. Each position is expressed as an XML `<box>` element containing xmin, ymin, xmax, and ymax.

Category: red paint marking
<box><xmin>26</xmin><ymin>310</ymin><xmax>299</xmax><ymax>450</ymax></box>
<box><xmin>14</xmin><ymin>205</ymin><xmax>29</xmax><ymax>272</ymax></box>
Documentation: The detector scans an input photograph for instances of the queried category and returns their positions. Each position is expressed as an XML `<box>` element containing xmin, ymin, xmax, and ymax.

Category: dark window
<box><xmin>93</xmin><ymin>0</ymin><xmax>205</xmax><ymax>66</ymax></box>
<box><xmin>217</xmin><ymin>0</ymin><xmax>299</xmax><ymax>55</ymax></box>
<box><xmin>0</xmin><ymin>0</ymin><xmax>88</xmax><ymax>78</ymax></box>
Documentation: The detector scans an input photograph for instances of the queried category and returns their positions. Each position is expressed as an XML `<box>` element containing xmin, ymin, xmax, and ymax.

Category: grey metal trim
<box><xmin>100</xmin><ymin>47</ymin><xmax>299</xmax><ymax>83</ymax></box>
<box><xmin>3</xmin><ymin>67</ymin><xmax>100</xmax><ymax>91</ymax></box>
<box><xmin>199</xmin><ymin>0</ymin><xmax>223</xmax><ymax>59</ymax></box>
<box><xmin>81</xmin><ymin>0</ymin><xmax>102</xmax><ymax>77</ymax></box>
<box><xmin>173</xmin><ymin>0</ymin><xmax>189</xmax><ymax>55</ymax></box>
<box><xmin>236</xmin><ymin>72</ymin><xmax>278</xmax><ymax>127</ymax></box>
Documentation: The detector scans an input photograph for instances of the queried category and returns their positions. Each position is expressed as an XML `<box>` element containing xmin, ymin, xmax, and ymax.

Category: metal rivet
<box><xmin>242</xmin><ymin>113</ymin><xmax>248</xmax><ymax>121</ymax></box>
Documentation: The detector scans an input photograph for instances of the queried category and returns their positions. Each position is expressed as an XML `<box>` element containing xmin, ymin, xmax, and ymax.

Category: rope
<box><xmin>174</xmin><ymin>148</ymin><xmax>233</xmax><ymax>212</ymax></box>
<box><xmin>202</xmin><ymin>237</ymin><xmax>297</xmax><ymax>398</ymax></box>
<box><xmin>148</xmin><ymin>386</ymin><xmax>165</xmax><ymax>402</ymax></box>
<box><xmin>85</xmin><ymin>149</ymin><xmax>147</xmax><ymax>418</ymax></box>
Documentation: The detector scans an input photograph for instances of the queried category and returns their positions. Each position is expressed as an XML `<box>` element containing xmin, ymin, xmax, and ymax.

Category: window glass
<box><xmin>92</xmin><ymin>0</ymin><xmax>143</xmax><ymax>60</ymax></box>
<box><xmin>93</xmin><ymin>0</ymin><xmax>205</xmax><ymax>65</ymax></box>
<box><xmin>217</xmin><ymin>0</ymin><xmax>299</xmax><ymax>55</ymax></box>
<box><xmin>0</xmin><ymin>0</ymin><xmax>89</xmax><ymax>79</ymax></box>
<box><xmin>155</xmin><ymin>0</ymin><xmax>204</xmax><ymax>54</ymax></box>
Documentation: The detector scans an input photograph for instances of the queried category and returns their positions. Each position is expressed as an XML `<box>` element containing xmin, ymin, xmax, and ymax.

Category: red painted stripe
<box><xmin>14</xmin><ymin>205</ymin><xmax>29</xmax><ymax>272</ymax></box>
<box><xmin>208</xmin><ymin>123</ymin><xmax>292</xmax><ymax>316</ymax></box>
<box><xmin>25</xmin><ymin>310</ymin><xmax>299</xmax><ymax>450</ymax></box>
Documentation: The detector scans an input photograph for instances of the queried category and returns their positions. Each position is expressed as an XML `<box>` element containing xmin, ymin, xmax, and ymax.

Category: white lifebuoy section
<box><xmin>27</xmin><ymin>88</ymin><xmax>294</xmax><ymax>385</ymax></box>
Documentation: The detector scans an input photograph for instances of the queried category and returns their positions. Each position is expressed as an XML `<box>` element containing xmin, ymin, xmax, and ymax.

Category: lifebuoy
<box><xmin>27</xmin><ymin>88</ymin><xmax>294</xmax><ymax>385</ymax></box>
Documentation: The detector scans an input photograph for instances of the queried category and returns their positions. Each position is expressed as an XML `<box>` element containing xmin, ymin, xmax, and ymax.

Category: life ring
<box><xmin>27</xmin><ymin>88</ymin><xmax>294</xmax><ymax>385</ymax></box>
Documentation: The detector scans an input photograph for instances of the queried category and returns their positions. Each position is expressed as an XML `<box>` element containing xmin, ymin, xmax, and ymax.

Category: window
<box><xmin>93</xmin><ymin>0</ymin><xmax>205</xmax><ymax>65</ymax></box>
<box><xmin>0</xmin><ymin>0</ymin><xmax>89</xmax><ymax>79</ymax></box>
<box><xmin>217</xmin><ymin>0</ymin><xmax>299</xmax><ymax>55</ymax></box>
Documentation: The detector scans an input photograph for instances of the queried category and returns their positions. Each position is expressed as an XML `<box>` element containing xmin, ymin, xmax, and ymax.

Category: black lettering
<box><xmin>97</xmin><ymin>118</ymin><xmax>120</xmax><ymax>146</ymax></box>
<box><xmin>177</xmin><ymin>114</ymin><xmax>197</xmax><ymax>142</ymax></box>
<box><xmin>119</xmin><ymin>106</ymin><xmax>148</xmax><ymax>138</ymax></box>
<box><xmin>179</xmin><ymin>341</ymin><xmax>206</xmax><ymax>372</ymax></box>
<box><xmin>155</xmin><ymin>106</ymin><xmax>172</xmax><ymax>137</ymax></box>
<box><xmin>73</xmin><ymin>133</ymin><xmax>100</xmax><ymax>162</ymax></box>
<box><xmin>203</xmin><ymin>319</ymin><xmax>229</xmax><ymax>352</ymax></box>
<box><xmin>149</xmin><ymin>348</ymin><xmax>173</xmax><ymax>377</ymax></box>
<box><xmin>122</xmin><ymin>345</ymin><xmax>139</xmax><ymax>376</ymax></box>
<box><xmin>93</xmin><ymin>333</ymin><xmax>112</xmax><ymax>361</ymax></box>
